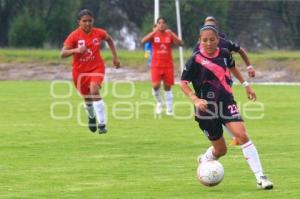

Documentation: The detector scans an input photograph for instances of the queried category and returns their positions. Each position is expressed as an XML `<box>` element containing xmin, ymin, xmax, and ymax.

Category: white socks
<box><xmin>84</xmin><ymin>103</ymin><xmax>95</xmax><ymax>119</ymax></box>
<box><xmin>152</xmin><ymin>88</ymin><xmax>162</xmax><ymax>104</ymax></box>
<box><xmin>241</xmin><ymin>140</ymin><xmax>264</xmax><ymax>181</ymax></box>
<box><xmin>93</xmin><ymin>100</ymin><xmax>106</xmax><ymax>126</ymax></box>
<box><xmin>202</xmin><ymin>146</ymin><xmax>217</xmax><ymax>162</ymax></box>
<box><xmin>165</xmin><ymin>91</ymin><xmax>173</xmax><ymax>111</ymax></box>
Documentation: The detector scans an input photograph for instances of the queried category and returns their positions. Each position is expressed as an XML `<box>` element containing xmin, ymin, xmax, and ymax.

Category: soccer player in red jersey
<box><xmin>180</xmin><ymin>25</ymin><xmax>273</xmax><ymax>189</ymax></box>
<box><xmin>141</xmin><ymin>17</ymin><xmax>184</xmax><ymax>115</ymax></box>
<box><xmin>61</xmin><ymin>9</ymin><xmax>120</xmax><ymax>134</ymax></box>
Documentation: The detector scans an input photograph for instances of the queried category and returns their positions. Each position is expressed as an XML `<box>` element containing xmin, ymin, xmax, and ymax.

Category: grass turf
<box><xmin>0</xmin><ymin>81</ymin><xmax>299</xmax><ymax>198</ymax></box>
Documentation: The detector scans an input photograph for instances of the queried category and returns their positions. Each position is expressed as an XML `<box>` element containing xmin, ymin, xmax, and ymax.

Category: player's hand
<box><xmin>76</xmin><ymin>46</ymin><xmax>87</xmax><ymax>54</ymax></box>
<box><xmin>193</xmin><ymin>98</ymin><xmax>208</xmax><ymax>112</ymax></box>
<box><xmin>247</xmin><ymin>66</ymin><xmax>256</xmax><ymax>78</ymax></box>
<box><xmin>113</xmin><ymin>57</ymin><xmax>121</xmax><ymax>69</ymax></box>
<box><xmin>245</xmin><ymin>86</ymin><xmax>256</xmax><ymax>101</ymax></box>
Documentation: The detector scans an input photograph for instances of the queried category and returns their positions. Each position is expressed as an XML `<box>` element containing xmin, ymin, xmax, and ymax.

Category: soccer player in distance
<box><xmin>180</xmin><ymin>25</ymin><xmax>273</xmax><ymax>189</ymax></box>
<box><xmin>141</xmin><ymin>17</ymin><xmax>184</xmax><ymax>116</ymax></box>
<box><xmin>61</xmin><ymin>9</ymin><xmax>120</xmax><ymax>134</ymax></box>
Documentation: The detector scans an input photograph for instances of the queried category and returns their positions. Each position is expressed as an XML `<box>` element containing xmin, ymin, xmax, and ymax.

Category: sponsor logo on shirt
<box><xmin>93</xmin><ymin>38</ymin><xmax>100</xmax><ymax>46</ymax></box>
<box><xmin>78</xmin><ymin>40</ymin><xmax>85</xmax><ymax>47</ymax></box>
<box><xmin>201</xmin><ymin>58</ymin><xmax>209</xmax><ymax>65</ymax></box>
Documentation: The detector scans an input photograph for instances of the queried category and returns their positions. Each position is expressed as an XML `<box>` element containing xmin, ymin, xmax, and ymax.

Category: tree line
<box><xmin>0</xmin><ymin>0</ymin><xmax>299</xmax><ymax>50</ymax></box>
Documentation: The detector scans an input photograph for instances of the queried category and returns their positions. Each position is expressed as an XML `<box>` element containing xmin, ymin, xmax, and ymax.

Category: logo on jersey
<box><xmin>93</xmin><ymin>38</ymin><xmax>100</xmax><ymax>46</ymax></box>
<box><xmin>201</xmin><ymin>58</ymin><xmax>209</xmax><ymax>65</ymax></box>
<box><xmin>224</xmin><ymin>58</ymin><xmax>227</xmax><ymax>66</ymax></box>
<box><xmin>154</xmin><ymin>37</ymin><xmax>160</xmax><ymax>43</ymax></box>
<box><xmin>160</xmin><ymin>44</ymin><xmax>167</xmax><ymax>50</ymax></box>
<box><xmin>78</xmin><ymin>40</ymin><xmax>85</xmax><ymax>47</ymax></box>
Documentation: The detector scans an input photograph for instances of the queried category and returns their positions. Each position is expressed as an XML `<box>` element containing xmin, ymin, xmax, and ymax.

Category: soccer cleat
<box><xmin>88</xmin><ymin>117</ymin><xmax>97</xmax><ymax>133</ymax></box>
<box><xmin>257</xmin><ymin>176</ymin><xmax>273</xmax><ymax>190</ymax></box>
<box><xmin>156</xmin><ymin>102</ymin><xmax>163</xmax><ymax>114</ymax></box>
<box><xmin>98</xmin><ymin>124</ymin><xmax>107</xmax><ymax>134</ymax></box>
<box><xmin>166</xmin><ymin>108</ymin><xmax>173</xmax><ymax>116</ymax></box>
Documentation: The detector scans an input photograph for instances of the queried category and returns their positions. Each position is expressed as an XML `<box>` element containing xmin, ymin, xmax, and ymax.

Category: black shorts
<box><xmin>195</xmin><ymin>92</ymin><xmax>243</xmax><ymax>141</ymax></box>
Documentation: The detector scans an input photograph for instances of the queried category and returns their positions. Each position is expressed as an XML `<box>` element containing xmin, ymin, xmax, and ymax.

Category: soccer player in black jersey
<box><xmin>180</xmin><ymin>25</ymin><xmax>273</xmax><ymax>190</ymax></box>
<box><xmin>193</xmin><ymin>16</ymin><xmax>256</xmax><ymax>145</ymax></box>
<box><xmin>193</xmin><ymin>16</ymin><xmax>256</xmax><ymax>78</ymax></box>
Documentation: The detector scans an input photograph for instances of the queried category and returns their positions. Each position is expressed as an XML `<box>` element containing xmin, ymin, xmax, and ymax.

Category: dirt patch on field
<box><xmin>0</xmin><ymin>63</ymin><xmax>299</xmax><ymax>82</ymax></box>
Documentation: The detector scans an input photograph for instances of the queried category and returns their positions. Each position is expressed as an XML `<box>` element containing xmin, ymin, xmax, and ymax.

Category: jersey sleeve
<box><xmin>98</xmin><ymin>29</ymin><xmax>108</xmax><ymax>40</ymax></box>
<box><xmin>226</xmin><ymin>39</ymin><xmax>240</xmax><ymax>52</ymax></box>
<box><xmin>227</xmin><ymin>51</ymin><xmax>236</xmax><ymax>68</ymax></box>
<box><xmin>181</xmin><ymin>56</ymin><xmax>197</xmax><ymax>82</ymax></box>
<box><xmin>63</xmin><ymin>32</ymin><xmax>77</xmax><ymax>48</ymax></box>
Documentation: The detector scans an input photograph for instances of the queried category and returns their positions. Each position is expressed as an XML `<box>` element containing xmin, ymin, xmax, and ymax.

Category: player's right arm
<box><xmin>60</xmin><ymin>46</ymin><xmax>86</xmax><ymax>58</ymax></box>
<box><xmin>141</xmin><ymin>31</ymin><xmax>156</xmax><ymax>44</ymax></box>
<box><xmin>180</xmin><ymin>56</ymin><xmax>208</xmax><ymax>112</ymax></box>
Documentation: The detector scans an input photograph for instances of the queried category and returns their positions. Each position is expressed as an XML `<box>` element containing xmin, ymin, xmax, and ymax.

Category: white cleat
<box><xmin>166</xmin><ymin>108</ymin><xmax>173</xmax><ymax>116</ymax></box>
<box><xmin>257</xmin><ymin>176</ymin><xmax>273</xmax><ymax>190</ymax></box>
<box><xmin>156</xmin><ymin>102</ymin><xmax>163</xmax><ymax>114</ymax></box>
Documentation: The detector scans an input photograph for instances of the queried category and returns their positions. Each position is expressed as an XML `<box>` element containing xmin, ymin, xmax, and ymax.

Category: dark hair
<box><xmin>156</xmin><ymin>17</ymin><xmax>167</xmax><ymax>24</ymax></box>
<box><xmin>77</xmin><ymin>9</ymin><xmax>94</xmax><ymax>20</ymax></box>
<box><xmin>200</xmin><ymin>25</ymin><xmax>219</xmax><ymax>36</ymax></box>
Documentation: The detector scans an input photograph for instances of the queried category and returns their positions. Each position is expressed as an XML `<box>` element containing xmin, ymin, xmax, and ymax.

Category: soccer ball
<box><xmin>197</xmin><ymin>160</ymin><xmax>224</xmax><ymax>187</ymax></box>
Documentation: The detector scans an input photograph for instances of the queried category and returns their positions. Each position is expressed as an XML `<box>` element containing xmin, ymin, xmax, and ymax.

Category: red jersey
<box><xmin>63</xmin><ymin>27</ymin><xmax>107</xmax><ymax>72</ymax></box>
<box><xmin>150</xmin><ymin>31</ymin><xmax>175</xmax><ymax>68</ymax></box>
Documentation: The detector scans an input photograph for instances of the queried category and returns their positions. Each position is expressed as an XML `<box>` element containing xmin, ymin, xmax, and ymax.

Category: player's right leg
<box><xmin>84</xmin><ymin>98</ymin><xmax>97</xmax><ymax>133</ymax></box>
<box><xmin>198</xmin><ymin>136</ymin><xmax>227</xmax><ymax>163</ymax></box>
<box><xmin>196</xmin><ymin>116</ymin><xmax>226</xmax><ymax>163</ymax></box>
<box><xmin>151</xmin><ymin>68</ymin><xmax>163</xmax><ymax>114</ymax></box>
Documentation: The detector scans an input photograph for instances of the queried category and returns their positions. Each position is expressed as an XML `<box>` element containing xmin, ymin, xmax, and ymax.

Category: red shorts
<box><xmin>72</xmin><ymin>66</ymin><xmax>105</xmax><ymax>96</ymax></box>
<box><xmin>151</xmin><ymin>67</ymin><xmax>174</xmax><ymax>86</ymax></box>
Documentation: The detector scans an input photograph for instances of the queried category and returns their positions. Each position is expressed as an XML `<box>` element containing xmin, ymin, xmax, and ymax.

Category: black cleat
<box><xmin>98</xmin><ymin>124</ymin><xmax>107</xmax><ymax>134</ymax></box>
<box><xmin>88</xmin><ymin>117</ymin><xmax>97</xmax><ymax>133</ymax></box>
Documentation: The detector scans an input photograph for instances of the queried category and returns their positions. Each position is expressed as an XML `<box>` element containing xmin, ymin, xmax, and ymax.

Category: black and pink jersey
<box><xmin>181</xmin><ymin>47</ymin><xmax>235</xmax><ymax>100</ymax></box>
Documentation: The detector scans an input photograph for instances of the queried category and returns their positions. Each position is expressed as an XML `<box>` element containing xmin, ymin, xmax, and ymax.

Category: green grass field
<box><xmin>0</xmin><ymin>81</ymin><xmax>299</xmax><ymax>199</ymax></box>
<box><xmin>1</xmin><ymin>48</ymin><xmax>300</xmax><ymax>72</ymax></box>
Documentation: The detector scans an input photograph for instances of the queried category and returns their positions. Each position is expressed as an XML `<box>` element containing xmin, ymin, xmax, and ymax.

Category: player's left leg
<box><xmin>163</xmin><ymin>84</ymin><xmax>173</xmax><ymax>116</ymax></box>
<box><xmin>163</xmin><ymin>67</ymin><xmax>174</xmax><ymax>116</ymax></box>
<box><xmin>90</xmin><ymin>82</ymin><xmax>107</xmax><ymax>134</ymax></box>
<box><xmin>225</xmin><ymin>122</ymin><xmax>273</xmax><ymax>189</ymax></box>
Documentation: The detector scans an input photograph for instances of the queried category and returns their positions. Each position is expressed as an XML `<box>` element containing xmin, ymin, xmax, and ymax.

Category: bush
<box><xmin>9</xmin><ymin>11</ymin><xmax>47</xmax><ymax>48</ymax></box>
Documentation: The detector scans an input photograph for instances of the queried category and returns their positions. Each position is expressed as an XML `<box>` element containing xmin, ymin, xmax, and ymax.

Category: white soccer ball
<box><xmin>197</xmin><ymin>160</ymin><xmax>224</xmax><ymax>187</ymax></box>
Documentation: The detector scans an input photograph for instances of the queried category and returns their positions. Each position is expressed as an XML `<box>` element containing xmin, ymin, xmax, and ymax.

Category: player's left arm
<box><xmin>105</xmin><ymin>34</ymin><xmax>120</xmax><ymax>69</ymax></box>
<box><xmin>229</xmin><ymin>66</ymin><xmax>256</xmax><ymax>101</ymax></box>
<box><xmin>166</xmin><ymin>29</ymin><xmax>184</xmax><ymax>46</ymax></box>
<box><xmin>238</xmin><ymin>47</ymin><xmax>255</xmax><ymax>78</ymax></box>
